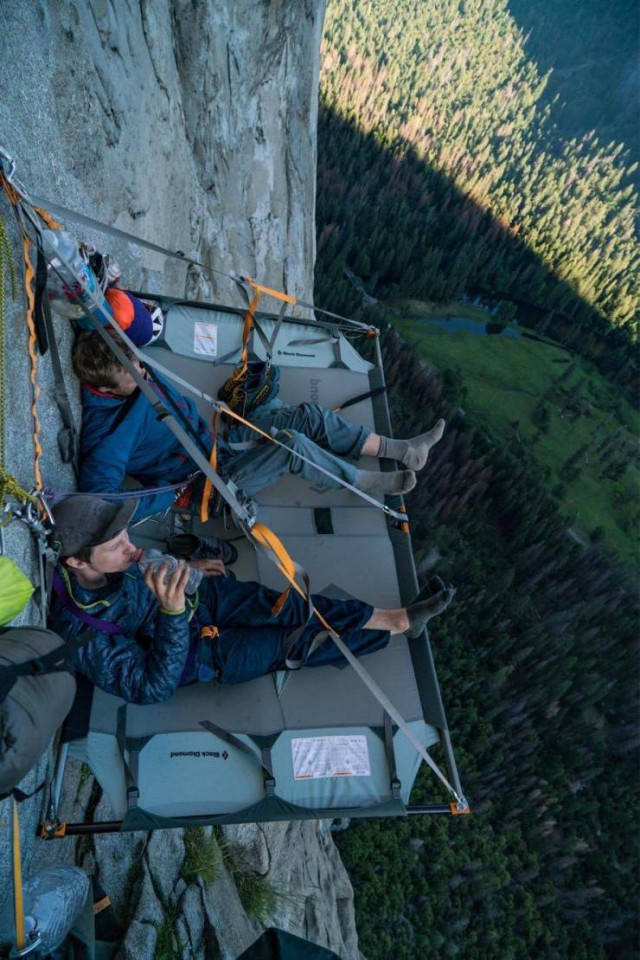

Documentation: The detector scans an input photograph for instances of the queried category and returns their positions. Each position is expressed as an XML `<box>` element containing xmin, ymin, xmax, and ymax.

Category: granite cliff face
<box><xmin>0</xmin><ymin>2</ymin><xmax>363</xmax><ymax>957</ymax></box>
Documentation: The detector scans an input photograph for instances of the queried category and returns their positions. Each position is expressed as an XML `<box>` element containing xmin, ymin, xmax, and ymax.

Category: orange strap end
<box><xmin>93</xmin><ymin>895</ymin><xmax>112</xmax><ymax>916</ymax></box>
<box><xmin>246</xmin><ymin>278</ymin><xmax>297</xmax><ymax>305</ymax></box>
<box><xmin>271</xmin><ymin>586</ymin><xmax>291</xmax><ymax>616</ymax></box>
<box><xmin>449</xmin><ymin>802</ymin><xmax>471</xmax><ymax>816</ymax></box>
<box><xmin>251</xmin><ymin>523</ymin><xmax>297</xmax><ymax>585</ymax></box>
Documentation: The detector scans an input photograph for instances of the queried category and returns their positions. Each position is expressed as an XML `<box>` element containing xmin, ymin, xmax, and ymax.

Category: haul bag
<box><xmin>0</xmin><ymin>627</ymin><xmax>76</xmax><ymax>796</ymax></box>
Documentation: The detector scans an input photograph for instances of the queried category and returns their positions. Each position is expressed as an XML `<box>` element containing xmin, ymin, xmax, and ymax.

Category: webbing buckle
<box><xmin>39</xmin><ymin>819</ymin><xmax>67</xmax><ymax>840</ymax></box>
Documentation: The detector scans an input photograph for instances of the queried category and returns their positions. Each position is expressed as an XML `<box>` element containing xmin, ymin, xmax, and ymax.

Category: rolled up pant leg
<box><xmin>251</xmin><ymin>402</ymin><xmax>370</xmax><ymax>459</ymax></box>
<box><xmin>226</xmin><ymin>428</ymin><xmax>359</xmax><ymax>494</ymax></box>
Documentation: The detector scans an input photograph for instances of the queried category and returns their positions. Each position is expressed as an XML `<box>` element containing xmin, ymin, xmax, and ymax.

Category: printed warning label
<box><xmin>291</xmin><ymin>735</ymin><xmax>371</xmax><ymax>780</ymax></box>
<box><xmin>193</xmin><ymin>321</ymin><xmax>218</xmax><ymax>356</ymax></box>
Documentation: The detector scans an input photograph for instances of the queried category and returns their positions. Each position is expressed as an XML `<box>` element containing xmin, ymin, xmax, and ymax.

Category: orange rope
<box><xmin>22</xmin><ymin>234</ymin><xmax>43</xmax><ymax>491</ymax></box>
<box><xmin>0</xmin><ymin>176</ymin><xmax>61</xmax><ymax>497</ymax></box>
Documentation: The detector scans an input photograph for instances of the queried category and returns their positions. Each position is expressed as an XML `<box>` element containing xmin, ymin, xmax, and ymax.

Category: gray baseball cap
<box><xmin>52</xmin><ymin>496</ymin><xmax>137</xmax><ymax>558</ymax></box>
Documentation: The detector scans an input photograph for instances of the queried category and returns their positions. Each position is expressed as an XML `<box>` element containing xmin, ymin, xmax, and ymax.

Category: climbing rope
<box><xmin>0</xmin><ymin>212</ymin><xmax>16</xmax><ymax>472</ymax></box>
<box><xmin>1</xmin><ymin>168</ymin><xmax>63</xmax><ymax>500</ymax></box>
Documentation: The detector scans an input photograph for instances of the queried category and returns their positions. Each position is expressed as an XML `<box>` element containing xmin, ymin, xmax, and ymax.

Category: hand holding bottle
<box><xmin>144</xmin><ymin>561</ymin><xmax>190</xmax><ymax>613</ymax></box>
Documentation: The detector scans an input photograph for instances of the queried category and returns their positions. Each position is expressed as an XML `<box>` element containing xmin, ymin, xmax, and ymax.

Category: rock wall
<box><xmin>0</xmin><ymin>2</ymin><xmax>363</xmax><ymax>957</ymax></box>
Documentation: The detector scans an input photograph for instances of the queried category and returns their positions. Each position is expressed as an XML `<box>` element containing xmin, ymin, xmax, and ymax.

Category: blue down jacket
<box><xmin>78</xmin><ymin>372</ymin><xmax>228</xmax><ymax>519</ymax></box>
<box><xmin>48</xmin><ymin>566</ymin><xmax>195</xmax><ymax>704</ymax></box>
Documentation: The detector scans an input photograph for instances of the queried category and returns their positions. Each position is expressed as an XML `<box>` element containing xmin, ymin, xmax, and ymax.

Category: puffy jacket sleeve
<box><xmin>49</xmin><ymin>596</ymin><xmax>191</xmax><ymax>705</ymax></box>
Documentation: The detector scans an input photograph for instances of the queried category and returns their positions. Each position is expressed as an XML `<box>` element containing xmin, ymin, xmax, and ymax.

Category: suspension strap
<box><xmin>232</xmin><ymin>275</ymin><xmax>297</xmax><ymax>379</ymax></box>
<box><xmin>33</xmin><ymin>233</ymin><xmax>79</xmax><ymax>470</ymax></box>
<box><xmin>199</xmin><ymin>411</ymin><xmax>220</xmax><ymax>522</ymax></box>
<box><xmin>198</xmin><ymin>720</ymin><xmax>276</xmax><ymax>795</ymax></box>
<box><xmin>247</xmin><ymin>521</ymin><xmax>468</xmax><ymax>810</ymax></box>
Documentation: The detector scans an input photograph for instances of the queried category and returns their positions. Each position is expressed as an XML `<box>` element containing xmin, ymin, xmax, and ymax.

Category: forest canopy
<box><xmin>316</xmin><ymin>0</ymin><xmax>639</xmax><ymax>381</ymax></box>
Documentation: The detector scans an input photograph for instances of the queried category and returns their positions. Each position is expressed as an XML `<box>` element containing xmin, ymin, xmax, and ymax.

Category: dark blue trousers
<box><xmin>188</xmin><ymin>576</ymin><xmax>389</xmax><ymax>685</ymax></box>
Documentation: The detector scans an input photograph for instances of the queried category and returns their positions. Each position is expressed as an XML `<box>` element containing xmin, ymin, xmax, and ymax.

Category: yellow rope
<box><xmin>12</xmin><ymin>800</ymin><xmax>25</xmax><ymax>952</ymax></box>
<box><xmin>0</xmin><ymin>467</ymin><xmax>35</xmax><ymax>507</ymax></box>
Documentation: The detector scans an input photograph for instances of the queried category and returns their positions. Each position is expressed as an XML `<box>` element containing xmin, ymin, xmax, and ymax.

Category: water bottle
<box><xmin>0</xmin><ymin>865</ymin><xmax>89</xmax><ymax>954</ymax></box>
<box><xmin>138</xmin><ymin>548</ymin><xmax>203</xmax><ymax>594</ymax></box>
<box><xmin>41</xmin><ymin>228</ymin><xmax>113</xmax><ymax>329</ymax></box>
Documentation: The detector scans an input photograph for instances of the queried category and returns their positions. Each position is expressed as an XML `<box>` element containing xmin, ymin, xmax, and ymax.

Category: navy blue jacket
<box><xmin>49</xmin><ymin>566</ymin><xmax>196</xmax><ymax>704</ymax></box>
<box><xmin>78</xmin><ymin>372</ymin><xmax>225</xmax><ymax>519</ymax></box>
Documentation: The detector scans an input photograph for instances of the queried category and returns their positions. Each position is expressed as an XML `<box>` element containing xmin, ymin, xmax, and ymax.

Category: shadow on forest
<box><xmin>508</xmin><ymin>0</ymin><xmax>640</xmax><ymax>164</ymax></box>
<box><xmin>315</xmin><ymin>107</ymin><xmax>638</xmax><ymax>394</ymax></box>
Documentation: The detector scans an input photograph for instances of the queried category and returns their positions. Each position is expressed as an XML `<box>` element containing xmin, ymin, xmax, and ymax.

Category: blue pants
<box><xmin>190</xmin><ymin>576</ymin><xmax>389</xmax><ymax>685</ymax></box>
<box><xmin>224</xmin><ymin>401</ymin><xmax>370</xmax><ymax>494</ymax></box>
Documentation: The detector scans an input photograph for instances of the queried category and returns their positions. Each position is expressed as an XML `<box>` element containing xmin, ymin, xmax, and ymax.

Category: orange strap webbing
<box><xmin>199</xmin><ymin>278</ymin><xmax>297</xmax><ymax>522</ymax></box>
<box><xmin>250</xmin><ymin>522</ymin><xmax>335</xmax><ymax>635</ymax></box>
<box><xmin>237</xmin><ymin>279</ymin><xmax>296</xmax><ymax>380</ymax></box>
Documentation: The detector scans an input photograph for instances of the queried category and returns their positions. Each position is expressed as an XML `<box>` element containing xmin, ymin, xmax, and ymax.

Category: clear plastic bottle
<box><xmin>138</xmin><ymin>548</ymin><xmax>203</xmax><ymax>594</ymax></box>
<box><xmin>41</xmin><ymin>228</ymin><xmax>113</xmax><ymax>328</ymax></box>
<box><xmin>0</xmin><ymin>865</ymin><xmax>89</xmax><ymax>954</ymax></box>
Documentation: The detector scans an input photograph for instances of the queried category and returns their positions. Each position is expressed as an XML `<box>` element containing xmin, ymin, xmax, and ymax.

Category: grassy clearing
<box><xmin>390</xmin><ymin>305</ymin><xmax>639</xmax><ymax>568</ymax></box>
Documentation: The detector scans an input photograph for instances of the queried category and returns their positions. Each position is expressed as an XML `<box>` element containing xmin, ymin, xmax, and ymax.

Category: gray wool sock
<box><xmin>406</xmin><ymin>586</ymin><xmax>455</xmax><ymax>638</ymax></box>
<box><xmin>354</xmin><ymin>469</ymin><xmax>416</xmax><ymax>495</ymax></box>
<box><xmin>378</xmin><ymin>419</ymin><xmax>446</xmax><ymax>471</ymax></box>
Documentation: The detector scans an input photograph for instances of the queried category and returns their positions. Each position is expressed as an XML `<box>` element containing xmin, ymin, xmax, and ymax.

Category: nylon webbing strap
<box><xmin>249</xmin><ymin>522</ymin><xmax>466</xmax><ymax>807</ymax></box>
<box><xmin>384</xmin><ymin>712</ymin><xmax>401</xmax><ymax>800</ymax></box>
<box><xmin>34</xmin><ymin>235</ymin><xmax>79</xmax><ymax>470</ymax></box>
<box><xmin>198</xmin><ymin>720</ymin><xmax>275</xmax><ymax>792</ymax></box>
<box><xmin>333</xmin><ymin>385</ymin><xmax>387</xmax><ymax>414</ymax></box>
<box><xmin>116</xmin><ymin>705</ymin><xmax>139</xmax><ymax>810</ymax></box>
<box><xmin>29</xmin><ymin>193</ymin><xmax>203</xmax><ymax>268</ymax></box>
<box><xmin>249</xmin><ymin>522</ymin><xmax>314</xmax><ymax>669</ymax></box>
<box><xmin>199</xmin><ymin>410</ymin><xmax>219</xmax><ymax>523</ymax></box>
<box><xmin>24</xmin><ymin>188</ymin><xmax>375</xmax><ymax>332</ymax></box>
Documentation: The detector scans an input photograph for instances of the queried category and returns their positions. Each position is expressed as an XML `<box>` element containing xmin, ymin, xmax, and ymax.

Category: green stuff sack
<box><xmin>0</xmin><ymin>557</ymin><xmax>34</xmax><ymax>625</ymax></box>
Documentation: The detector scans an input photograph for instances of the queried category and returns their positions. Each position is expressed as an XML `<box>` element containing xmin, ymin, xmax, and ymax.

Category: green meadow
<box><xmin>388</xmin><ymin>301</ymin><xmax>639</xmax><ymax>569</ymax></box>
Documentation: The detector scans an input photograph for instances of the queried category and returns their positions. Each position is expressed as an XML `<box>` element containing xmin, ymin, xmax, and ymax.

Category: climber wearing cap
<box><xmin>47</xmin><ymin>496</ymin><xmax>455</xmax><ymax>705</ymax></box>
<box><xmin>72</xmin><ymin>333</ymin><xmax>445</xmax><ymax>520</ymax></box>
